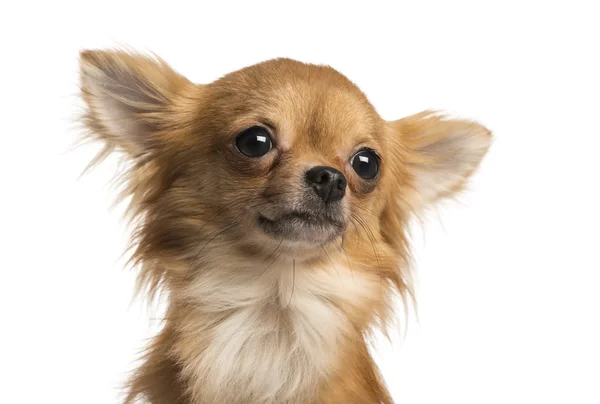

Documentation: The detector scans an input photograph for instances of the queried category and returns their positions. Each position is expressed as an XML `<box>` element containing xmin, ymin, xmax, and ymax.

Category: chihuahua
<box><xmin>79</xmin><ymin>50</ymin><xmax>491</xmax><ymax>404</ymax></box>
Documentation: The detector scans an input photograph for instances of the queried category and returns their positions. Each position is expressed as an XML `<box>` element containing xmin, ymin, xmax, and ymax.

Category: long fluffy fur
<box><xmin>78</xmin><ymin>49</ymin><xmax>491</xmax><ymax>404</ymax></box>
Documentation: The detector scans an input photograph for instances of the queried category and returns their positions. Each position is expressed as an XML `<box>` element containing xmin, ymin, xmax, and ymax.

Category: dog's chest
<box><xmin>182</xmin><ymin>261</ymin><xmax>378</xmax><ymax>403</ymax></box>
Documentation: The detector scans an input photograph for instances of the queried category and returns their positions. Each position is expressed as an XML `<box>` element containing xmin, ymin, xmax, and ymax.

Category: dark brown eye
<box><xmin>235</xmin><ymin>126</ymin><xmax>273</xmax><ymax>157</ymax></box>
<box><xmin>351</xmin><ymin>149</ymin><xmax>380</xmax><ymax>179</ymax></box>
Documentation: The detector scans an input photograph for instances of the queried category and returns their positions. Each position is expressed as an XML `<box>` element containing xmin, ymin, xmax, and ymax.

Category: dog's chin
<box><xmin>257</xmin><ymin>211</ymin><xmax>346</xmax><ymax>245</ymax></box>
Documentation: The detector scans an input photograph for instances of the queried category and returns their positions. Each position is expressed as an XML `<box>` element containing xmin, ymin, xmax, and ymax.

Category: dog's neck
<box><xmin>167</xmin><ymin>250</ymin><xmax>381</xmax><ymax>404</ymax></box>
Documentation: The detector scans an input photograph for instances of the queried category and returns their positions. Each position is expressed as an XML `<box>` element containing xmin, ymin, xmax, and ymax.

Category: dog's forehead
<box><xmin>272</xmin><ymin>85</ymin><xmax>375</xmax><ymax>146</ymax></box>
<box><xmin>217</xmin><ymin>58</ymin><xmax>382</xmax><ymax>150</ymax></box>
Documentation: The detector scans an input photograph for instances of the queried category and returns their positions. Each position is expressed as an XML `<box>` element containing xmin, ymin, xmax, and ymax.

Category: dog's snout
<box><xmin>305</xmin><ymin>166</ymin><xmax>347</xmax><ymax>203</ymax></box>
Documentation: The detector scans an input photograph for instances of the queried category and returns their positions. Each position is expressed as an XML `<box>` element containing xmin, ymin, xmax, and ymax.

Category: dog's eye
<box><xmin>351</xmin><ymin>149</ymin><xmax>380</xmax><ymax>180</ymax></box>
<box><xmin>235</xmin><ymin>126</ymin><xmax>273</xmax><ymax>157</ymax></box>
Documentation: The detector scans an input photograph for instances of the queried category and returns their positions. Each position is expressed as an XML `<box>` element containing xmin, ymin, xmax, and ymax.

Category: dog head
<box><xmin>79</xmin><ymin>50</ymin><xmax>490</xmax><ymax>276</ymax></box>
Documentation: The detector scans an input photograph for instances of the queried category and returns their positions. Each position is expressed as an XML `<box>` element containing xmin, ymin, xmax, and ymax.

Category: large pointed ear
<box><xmin>388</xmin><ymin>111</ymin><xmax>492</xmax><ymax>210</ymax></box>
<box><xmin>79</xmin><ymin>50</ymin><xmax>191</xmax><ymax>158</ymax></box>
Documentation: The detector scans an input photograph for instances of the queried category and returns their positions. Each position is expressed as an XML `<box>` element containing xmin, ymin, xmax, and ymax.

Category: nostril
<box><xmin>306</xmin><ymin>166</ymin><xmax>332</xmax><ymax>186</ymax></box>
<box><xmin>316</xmin><ymin>171</ymin><xmax>330</xmax><ymax>185</ymax></box>
<box><xmin>305</xmin><ymin>166</ymin><xmax>347</xmax><ymax>203</ymax></box>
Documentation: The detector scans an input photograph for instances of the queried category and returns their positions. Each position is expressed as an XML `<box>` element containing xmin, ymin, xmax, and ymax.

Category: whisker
<box><xmin>191</xmin><ymin>188</ymin><xmax>299</xmax><ymax>236</ymax></box>
<box><xmin>253</xmin><ymin>239</ymin><xmax>284</xmax><ymax>282</ymax></box>
<box><xmin>189</xmin><ymin>198</ymin><xmax>274</xmax><ymax>267</ymax></box>
<box><xmin>351</xmin><ymin>213</ymin><xmax>384</xmax><ymax>292</ymax></box>
<box><xmin>340</xmin><ymin>235</ymin><xmax>355</xmax><ymax>284</ymax></box>
<box><xmin>321</xmin><ymin>245</ymin><xmax>344</xmax><ymax>287</ymax></box>
<box><xmin>194</xmin><ymin>223</ymin><xmax>237</xmax><ymax>257</ymax></box>
<box><xmin>287</xmin><ymin>258</ymin><xmax>296</xmax><ymax>307</ymax></box>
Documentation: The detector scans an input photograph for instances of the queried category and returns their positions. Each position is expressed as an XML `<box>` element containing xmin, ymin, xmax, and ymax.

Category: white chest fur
<box><xmin>177</xmin><ymin>258</ymin><xmax>379</xmax><ymax>404</ymax></box>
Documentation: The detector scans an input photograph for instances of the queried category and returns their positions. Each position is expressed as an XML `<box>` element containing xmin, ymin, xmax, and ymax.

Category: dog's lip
<box><xmin>259</xmin><ymin>211</ymin><xmax>336</xmax><ymax>225</ymax></box>
<box><xmin>259</xmin><ymin>211</ymin><xmax>322</xmax><ymax>223</ymax></box>
<box><xmin>257</xmin><ymin>210</ymin><xmax>346</xmax><ymax>242</ymax></box>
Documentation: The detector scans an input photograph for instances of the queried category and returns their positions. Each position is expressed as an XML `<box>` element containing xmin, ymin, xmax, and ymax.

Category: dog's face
<box><xmin>190</xmin><ymin>63</ymin><xmax>388</xmax><ymax>255</ymax></box>
<box><xmin>80</xmin><ymin>51</ymin><xmax>490</xmax><ymax>265</ymax></box>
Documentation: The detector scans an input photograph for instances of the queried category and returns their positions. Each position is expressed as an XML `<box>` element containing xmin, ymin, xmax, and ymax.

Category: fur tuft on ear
<box><xmin>79</xmin><ymin>50</ymin><xmax>190</xmax><ymax>157</ymax></box>
<box><xmin>388</xmin><ymin>111</ymin><xmax>492</xmax><ymax>209</ymax></box>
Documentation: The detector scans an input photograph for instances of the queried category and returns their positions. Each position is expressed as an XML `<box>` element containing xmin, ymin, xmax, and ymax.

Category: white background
<box><xmin>1</xmin><ymin>1</ymin><xmax>599</xmax><ymax>403</ymax></box>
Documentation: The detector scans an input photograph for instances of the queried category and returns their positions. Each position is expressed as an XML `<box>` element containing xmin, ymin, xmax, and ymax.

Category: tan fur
<box><xmin>78</xmin><ymin>49</ymin><xmax>491</xmax><ymax>404</ymax></box>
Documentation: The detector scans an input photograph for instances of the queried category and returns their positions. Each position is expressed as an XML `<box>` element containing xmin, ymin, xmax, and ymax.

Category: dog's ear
<box><xmin>387</xmin><ymin>111</ymin><xmax>491</xmax><ymax>211</ymax></box>
<box><xmin>79</xmin><ymin>50</ymin><xmax>191</xmax><ymax>157</ymax></box>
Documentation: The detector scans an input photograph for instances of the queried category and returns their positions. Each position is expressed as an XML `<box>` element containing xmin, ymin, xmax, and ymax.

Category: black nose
<box><xmin>305</xmin><ymin>166</ymin><xmax>347</xmax><ymax>203</ymax></box>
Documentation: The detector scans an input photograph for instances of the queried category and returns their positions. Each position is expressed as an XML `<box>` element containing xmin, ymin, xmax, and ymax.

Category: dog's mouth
<box><xmin>258</xmin><ymin>211</ymin><xmax>345</xmax><ymax>243</ymax></box>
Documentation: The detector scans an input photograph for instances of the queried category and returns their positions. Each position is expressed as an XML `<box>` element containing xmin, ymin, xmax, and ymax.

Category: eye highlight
<box><xmin>235</xmin><ymin>126</ymin><xmax>273</xmax><ymax>157</ymax></box>
<box><xmin>350</xmin><ymin>148</ymin><xmax>380</xmax><ymax>179</ymax></box>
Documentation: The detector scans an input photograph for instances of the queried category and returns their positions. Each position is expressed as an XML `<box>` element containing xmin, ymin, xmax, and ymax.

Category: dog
<box><xmin>78</xmin><ymin>49</ymin><xmax>491</xmax><ymax>404</ymax></box>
